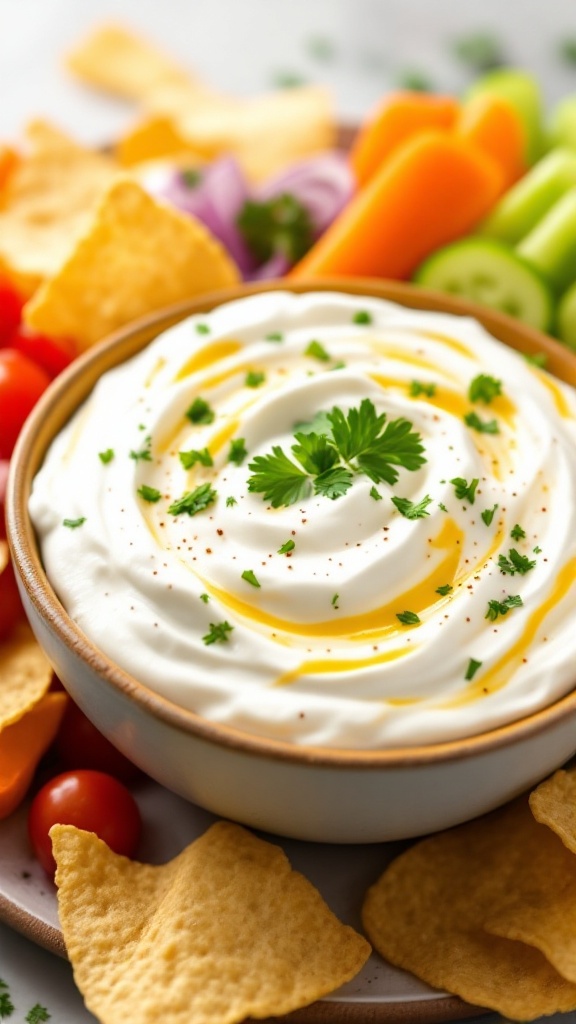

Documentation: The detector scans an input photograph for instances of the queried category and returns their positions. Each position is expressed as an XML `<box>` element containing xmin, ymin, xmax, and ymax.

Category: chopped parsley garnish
<box><xmin>305</xmin><ymin>339</ymin><xmax>331</xmax><ymax>362</ymax></box>
<box><xmin>353</xmin><ymin>309</ymin><xmax>372</xmax><ymax>324</ymax></box>
<box><xmin>468</xmin><ymin>374</ymin><xmax>502</xmax><ymax>404</ymax></box>
<box><xmin>168</xmin><ymin>482</ymin><xmax>217</xmax><ymax>517</ymax></box>
<box><xmin>451</xmin><ymin>476</ymin><xmax>479</xmax><ymax>504</ymax></box>
<box><xmin>227</xmin><ymin>438</ymin><xmax>248</xmax><ymax>465</ymax></box>
<box><xmin>185</xmin><ymin>397</ymin><xmax>215</xmax><ymax>425</ymax></box>
<box><xmin>245</xmin><ymin>370</ymin><xmax>265</xmax><ymax>388</ymax></box>
<box><xmin>524</xmin><ymin>351</ymin><xmax>548</xmax><ymax>368</ymax></box>
<box><xmin>510</xmin><ymin>523</ymin><xmax>526</xmax><ymax>541</ymax></box>
<box><xmin>436</xmin><ymin>583</ymin><xmax>453</xmax><ymax>596</ymax></box>
<box><xmin>98</xmin><ymin>448</ymin><xmax>114</xmax><ymax>464</ymax></box>
<box><xmin>464</xmin><ymin>411</ymin><xmax>500</xmax><ymax>434</ymax></box>
<box><xmin>247</xmin><ymin>398</ymin><xmax>425</xmax><ymax>507</ymax></box>
<box><xmin>396</xmin><ymin>610</ymin><xmax>421</xmax><ymax>625</ymax></box>
<box><xmin>195</xmin><ymin>322</ymin><xmax>210</xmax><ymax>335</ymax></box>
<box><xmin>409</xmin><ymin>380</ymin><xmax>436</xmax><ymax>398</ymax></box>
<box><xmin>481</xmin><ymin>504</ymin><xmax>499</xmax><ymax>526</ymax></box>
<box><xmin>465</xmin><ymin>658</ymin><xmax>483</xmax><ymax>681</ymax></box>
<box><xmin>200</xmin><ymin>593</ymin><xmax>210</xmax><ymax>603</ymax></box>
<box><xmin>137</xmin><ymin>485</ymin><xmax>162</xmax><ymax>503</ymax></box>
<box><xmin>391</xmin><ymin>494</ymin><xmax>433</xmax><ymax>519</ymax></box>
<box><xmin>369</xmin><ymin>485</ymin><xmax>382</xmax><ymax>500</ymax></box>
<box><xmin>265</xmin><ymin>331</ymin><xmax>284</xmax><ymax>342</ymax></box>
<box><xmin>534</xmin><ymin>545</ymin><xmax>542</xmax><ymax>554</ymax></box>
<box><xmin>332</xmin><ymin>593</ymin><xmax>339</xmax><ymax>608</ymax></box>
<box><xmin>130</xmin><ymin>435</ymin><xmax>152</xmax><ymax>461</ymax></box>
<box><xmin>226</xmin><ymin>496</ymin><xmax>238</xmax><ymax>507</ymax></box>
<box><xmin>438</xmin><ymin>502</ymin><xmax>448</xmax><ymax>512</ymax></box>
<box><xmin>179</xmin><ymin>447</ymin><xmax>213</xmax><ymax>469</ymax></box>
<box><xmin>241</xmin><ymin>569</ymin><xmax>261</xmax><ymax>588</ymax></box>
<box><xmin>25</xmin><ymin>1006</ymin><xmax>51</xmax><ymax>1024</ymax></box>
<box><xmin>237</xmin><ymin>193</ymin><xmax>314</xmax><ymax>263</ymax></box>
<box><xmin>278</xmin><ymin>539</ymin><xmax>295</xmax><ymax>554</ymax></box>
<box><xmin>202</xmin><ymin>620</ymin><xmax>234</xmax><ymax>645</ymax></box>
<box><xmin>485</xmin><ymin>594</ymin><xmax>523</xmax><ymax>621</ymax></box>
<box><xmin>63</xmin><ymin>517</ymin><xmax>86</xmax><ymax>529</ymax></box>
<box><xmin>0</xmin><ymin>980</ymin><xmax>14</xmax><ymax>1020</ymax></box>
<box><xmin>498</xmin><ymin>548</ymin><xmax>537</xmax><ymax>576</ymax></box>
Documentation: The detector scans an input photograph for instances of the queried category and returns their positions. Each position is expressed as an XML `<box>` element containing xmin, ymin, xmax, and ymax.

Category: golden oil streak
<box><xmin>144</xmin><ymin>356</ymin><xmax>167</xmax><ymax>388</ymax></box>
<box><xmin>535</xmin><ymin>370</ymin><xmax>574</xmax><ymax>418</ymax></box>
<box><xmin>274</xmin><ymin>645</ymin><xmax>415</xmax><ymax>687</ymax></box>
<box><xmin>174</xmin><ymin>339</ymin><xmax>242</xmax><ymax>381</ymax></box>
<box><xmin>416</xmin><ymin>329</ymin><xmax>475</xmax><ymax>359</ymax></box>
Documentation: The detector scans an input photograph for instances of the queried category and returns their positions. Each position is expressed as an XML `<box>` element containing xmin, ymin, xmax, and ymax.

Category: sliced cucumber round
<box><xmin>413</xmin><ymin>237</ymin><xmax>554</xmax><ymax>332</ymax></box>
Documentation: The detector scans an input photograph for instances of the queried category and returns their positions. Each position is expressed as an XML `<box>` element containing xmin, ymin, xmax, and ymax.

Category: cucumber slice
<box><xmin>516</xmin><ymin>187</ymin><xmax>576</xmax><ymax>295</ymax></box>
<box><xmin>413</xmin><ymin>237</ymin><xmax>554</xmax><ymax>332</ymax></box>
<box><xmin>465</xmin><ymin>68</ymin><xmax>544</xmax><ymax>166</ymax></box>
<box><xmin>548</xmin><ymin>95</ymin><xmax>576</xmax><ymax>151</ymax></box>
<box><xmin>556</xmin><ymin>280</ymin><xmax>576</xmax><ymax>348</ymax></box>
<box><xmin>479</xmin><ymin>148</ymin><xmax>576</xmax><ymax>244</ymax></box>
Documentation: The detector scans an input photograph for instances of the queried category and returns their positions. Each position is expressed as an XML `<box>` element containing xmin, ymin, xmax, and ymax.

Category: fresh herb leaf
<box><xmin>237</xmin><ymin>193</ymin><xmax>314</xmax><ymax>263</ymax></box>
<box><xmin>226</xmin><ymin>496</ymin><xmax>238</xmax><ymax>507</ymax></box>
<box><xmin>294</xmin><ymin>409</ymin><xmax>333</xmax><ymax>436</ymax></box>
<box><xmin>468</xmin><ymin>374</ymin><xmax>502</xmax><ymax>404</ymax></box>
<box><xmin>195</xmin><ymin>322</ymin><xmax>210</xmax><ymax>335</ymax></box>
<box><xmin>485</xmin><ymin>594</ymin><xmax>523</xmax><ymax>621</ymax></box>
<box><xmin>369</xmin><ymin>485</ymin><xmax>382</xmax><ymax>500</ymax></box>
<box><xmin>168</xmin><ymin>482</ymin><xmax>217</xmax><ymax>517</ymax></box>
<box><xmin>0</xmin><ymin>992</ymin><xmax>13</xmax><ymax>1019</ymax></box>
<box><xmin>185</xmin><ymin>397</ymin><xmax>215</xmax><ymax>425</ymax></box>
<box><xmin>291</xmin><ymin>431</ymin><xmax>339</xmax><ymax>475</ymax></box>
<box><xmin>63</xmin><ymin>517</ymin><xmax>86</xmax><ymax>529</ymax></box>
<box><xmin>98</xmin><ymin>448</ymin><xmax>114</xmax><ymax>464</ymax></box>
<box><xmin>391</xmin><ymin>494</ymin><xmax>433</xmax><ymax>519</ymax></box>
<box><xmin>227</xmin><ymin>438</ymin><xmax>248</xmax><ymax>465</ymax></box>
<box><xmin>248</xmin><ymin>447</ymin><xmax>311</xmax><ymax>507</ymax></box>
<box><xmin>265</xmin><ymin>331</ymin><xmax>284</xmax><ymax>342</ymax></box>
<box><xmin>245</xmin><ymin>370</ymin><xmax>265</xmax><ymax>388</ymax></box>
<box><xmin>241</xmin><ymin>570</ymin><xmax>261</xmax><ymax>588</ymax></box>
<box><xmin>436</xmin><ymin>584</ymin><xmax>453</xmax><ymax>596</ymax></box>
<box><xmin>179</xmin><ymin>447</ymin><xmax>213</xmax><ymax>469</ymax></box>
<box><xmin>25</xmin><ymin>1006</ymin><xmax>50</xmax><ymax>1024</ymax></box>
<box><xmin>353</xmin><ymin>309</ymin><xmax>372</xmax><ymax>324</ymax></box>
<box><xmin>313</xmin><ymin>466</ymin><xmax>354</xmax><ymax>500</ymax></box>
<box><xmin>510</xmin><ymin>523</ymin><xmax>526</xmax><ymax>541</ymax></box>
<box><xmin>410</xmin><ymin>380</ymin><xmax>436</xmax><ymax>398</ymax></box>
<box><xmin>498</xmin><ymin>548</ymin><xmax>537</xmax><ymax>576</ymax></box>
<box><xmin>396</xmin><ymin>610</ymin><xmax>421</xmax><ymax>625</ymax></box>
<box><xmin>481</xmin><ymin>504</ymin><xmax>499</xmax><ymax>526</ymax></box>
<box><xmin>200</xmin><ymin>593</ymin><xmax>210</xmax><ymax>603</ymax></box>
<box><xmin>202</xmin><ymin>621</ymin><xmax>234</xmax><ymax>645</ymax></box>
<box><xmin>331</xmin><ymin>593</ymin><xmax>339</xmax><ymax>608</ymax></box>
<box><xmin>278</xmin><ymin>539</ymin><xmax>295</xmax><ymax>554</ymax></box>
<box><xmin>438</xmin><ymin>501</ymin><xmax>448</xmax><ymax>512</ymax></box>
<box><xmin>533</xmin><ymin>545</ymin><xmax>542</xmax><ymax>554</ymax></box>
<box><xmin>130</xmin><ymin>435</ymin><xmax>152</xmax><ymax>461</ymax></box>
<box><xmin>451</xmin><ymin>476</ymin><xmax>479</xmax><ymax>504</ymax></box>
<box><xmin>464</xmin><ymin>411</ymin><xmax>500</xmax><ymax>434</ymax></box>
<box><xmin>305</xmin><ymin>339</ymin><xmax>331</xmax><ymax>362</ymax></box>
<box><xmin>137</xmin><ymin>485</ymin><xmax>162</xmax><ymax>503</ymax></box>
<box><xmin>465</xmin><ymin>658</ymin><xmax>482</xmax><ymax>681</ymax></box>
<box><xmin>328</xmin><ymin>398</ymin><xmax>425</xmax><ymax>485</ymax></box>
<box><xmin>524</xmin><ymin>351</ymin><xmax>548</xmax><ymax>368</ymax></box>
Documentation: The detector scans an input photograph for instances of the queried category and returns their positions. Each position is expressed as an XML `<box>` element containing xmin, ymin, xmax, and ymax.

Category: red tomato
<box><xmin>54</xmin><ymin>700</ymin><xmax>143</xmax><ymax>784</ymax></box>
<box><xmin>0</xmin><ymin>278</ymin><xmax>23</xmax><ymax>344</ymax></box>
<box><xmin>11</xmin><ymin>328</ymin><xmax>77</xmax><ymax>379</ymax></box>
<box><xmin>0</xmin><ymin>558</ymin><xmax>25</xmax><ymax>641</ymax></box>
<box><xmin>0</xmin><ymin>348</ymin><xmax>51</xmax><ymax>459</ymax></box>
<box><xmin>28</xmin><ymin>770</ymin><xmax>142</xmax><ymax>878</ymax></box>
<box><xmin>0</xmin><ymin>459</ymin><xmax>8</xmax><ymax>539</ymax></box>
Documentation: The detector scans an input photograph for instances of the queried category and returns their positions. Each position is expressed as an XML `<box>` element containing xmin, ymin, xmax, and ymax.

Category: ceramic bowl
<box><xmin>8</xmin><ymin>279</ymin><xmax>576</xmax><ymax>844</ymax></box>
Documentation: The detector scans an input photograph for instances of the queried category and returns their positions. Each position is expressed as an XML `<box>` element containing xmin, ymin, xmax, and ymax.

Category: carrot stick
<box><xmin>456</xmin><ymin>94</ymin><xmax>526</xmax><ymax>192</ymax></box>
<box><xmin>349</xmin><ymin>92</ymin><xmax>460</xmax><ymax>187</ymax></box>
<box><xmin>290</xmin><ymin>131</ymin><xmax>504</xmax><ymax>281</ymax></box>
<box><xmin>0</xmin><ymin>691</ymin><xmax>67</xmax><ymax>819</ymax></box>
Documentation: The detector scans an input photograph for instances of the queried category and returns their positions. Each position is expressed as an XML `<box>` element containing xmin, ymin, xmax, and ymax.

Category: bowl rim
<box><xmin>8</xmin><ymin>276</ymin><xmax>576</xmax><ymax>769</ymax></box>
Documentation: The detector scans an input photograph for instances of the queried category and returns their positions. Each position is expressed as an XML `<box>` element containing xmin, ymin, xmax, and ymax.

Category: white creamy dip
<box><xmin>30</xmin><ymin>291</ymin><xmax>576</xmax><ymax>748</ymax></box>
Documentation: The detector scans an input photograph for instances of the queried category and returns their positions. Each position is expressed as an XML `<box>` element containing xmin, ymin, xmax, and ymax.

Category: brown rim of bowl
<box><xmin>8</xmin><ymin>277</ymin><xmax>576</xmax><ymax>770</ymax></box>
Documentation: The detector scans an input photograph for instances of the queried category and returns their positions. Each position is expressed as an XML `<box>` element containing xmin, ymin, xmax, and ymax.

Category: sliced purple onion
<box><xmin>254</xmin><ymin>152</ymin><xmax>355</xmax><ymax>240</ymax></box>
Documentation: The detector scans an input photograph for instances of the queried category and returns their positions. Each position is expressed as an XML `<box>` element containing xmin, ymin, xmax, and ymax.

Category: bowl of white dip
<box><xmin>8</xmin><ymin>279</ymin><xmax>576</xmax><ymax>842</ymax></box>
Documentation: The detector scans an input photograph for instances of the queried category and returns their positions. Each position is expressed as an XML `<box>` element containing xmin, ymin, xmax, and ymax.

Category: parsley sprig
<box><xmin>498</xmin><ymin>548</ymin><xmax>536</xmax><ymax>576</ymax></box>
<box><xmin>168</xmin><ymin>483</ymin><xmax>217</xmax><ymax>517</ymax></box>
<box><xmin>485</xmin><ymin>594</ymin><xmax>523</xmax><ymax>621</ymax></box>
<box><xmin>247</xmin><ymin>399</ymin><xmax>425</xmax><ymax>507</ymax></box>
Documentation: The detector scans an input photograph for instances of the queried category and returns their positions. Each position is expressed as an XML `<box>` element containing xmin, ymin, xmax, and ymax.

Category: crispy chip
<box><xmin>0</xmin><ymin>120</ymin><xmax>118</xmax><ymax>295</ymax></box>
<box><xmin>24</xmin><ymin>178</ymin><xmax>240</xmax><ymax>348</ymax></box>
<box><xmin>0</xmin><ymin>621</ymin><xmax>53</xmax><ymax>729</ymax></box>
<box><xmin>529</xmin><ymin>767</ymin><xmax>576</xmax><ymax>854</ymax></box>
<box><xmin>52</xmin><ymin>820</ymin><xmax>370</xmax><ymax>1024</ymax></box>
<box><xmin>116</xmin><ymin>115</ymin><xmax>206</xmax><ymax>168</ymax></box>
<box><xmin>362</xmin><ymin>796</ymin><xmax>576</xmax><ymax>1020</ymax></box>
<box><xmin>66</xmin><ymin>23</ymin><xmax>195</xmax><ymax>101</ymax></box>
<box><xmin>0</xmin><ymin>541</ymin><xmax>8</xmax><ymax>575</ymax></box>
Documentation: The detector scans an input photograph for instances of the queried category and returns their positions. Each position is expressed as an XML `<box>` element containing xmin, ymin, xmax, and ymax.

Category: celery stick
<box><xmin>465</xmin><ymin>68</ymin><xmax>544</xmax><ymax>165</ymax></box>
<box><xmin>479</xmin><ymin>148</ymin><xmax>576</xmax><ymax>244</ymax></box>
<box><xmin>517</xmin><ymin>187</ymin><xmax>576</xmax><ymax>294</ymax></box>
<box><xmin>548</xmin><ymin>95</ymin><xmax>576</xmax><ymax>151</ymax></box>
<box><xmin>557</xmin><ymin>280</ymin><xmax>576</xmax><ymax>348</ymax></box>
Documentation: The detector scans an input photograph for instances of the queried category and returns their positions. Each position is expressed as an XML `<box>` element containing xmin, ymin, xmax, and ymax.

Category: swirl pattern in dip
<box><xmin>30</xmin><ymin>291</ymin><xmax>576</xmax><ymax>748</ymax></box>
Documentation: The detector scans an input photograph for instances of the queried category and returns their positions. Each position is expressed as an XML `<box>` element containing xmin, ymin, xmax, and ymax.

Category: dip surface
<box><xmin>30</xmin><ymin>291</ymin><xmax>576</xmax><ymax>748</ymax></box>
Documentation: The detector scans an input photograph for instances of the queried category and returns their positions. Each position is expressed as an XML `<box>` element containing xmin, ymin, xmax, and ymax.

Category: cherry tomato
<box><xmin>10</xmin><ymin>327</ymin><xmax>77</xmax><ymax>379</ymax></box>
<box><xmin>28</xmin><ymin>769</ymin><xmax>142</xmax><ymax>878</ymax></box>
<box><xmin>0</xmin><ymin>348</ymin><xmax>51</xmax><ymax>459</ymax></box>
<box><xmin>0</xmin><ymin>459</ymin><xmax>8</xmax><ymax>539</ymax></box>
<box><xmin>0</xmin><ymin>278</ymin><xmax>23</xmax><ymax>344</ymax></box>
<box><xmin>0</xmin><ymin>558</ymin><xmax>25</xmax><ymax>641</ymax></box>
<box><xmin>54</xmin><ymin>700</ymin><xmax>143</xmax><ymax>784</ymax></box>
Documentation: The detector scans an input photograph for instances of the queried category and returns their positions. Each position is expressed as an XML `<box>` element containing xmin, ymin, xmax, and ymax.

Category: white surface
<box><xmin>3</xmin><ymin>0</ymin><xmax>576</xmax><ymax>1020</ymax></box>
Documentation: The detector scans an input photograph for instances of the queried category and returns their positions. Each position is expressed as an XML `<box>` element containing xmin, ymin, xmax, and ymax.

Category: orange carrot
<box><xmin>456</xmin><ymin>93</ymin><xmax>526</xmax><ymax>192</ymax></box>
<box><xmin>349</xmin><ymin>92</ymin><xmax>460</xmax><ymax>187</ymax></box>
<box><xmin>0</xmin><ymin>145</ymin><xmax>19</xmax><ymax>194</ymax></box>
<box><xmin>290</xmin><ymin>131</ymin><xmax>504</xmax><ymax>282</ymax></box>
<box><xmin>0</xmin><ymin>692</ymin><xmax>67</xmax><ymax>819</ymax></box>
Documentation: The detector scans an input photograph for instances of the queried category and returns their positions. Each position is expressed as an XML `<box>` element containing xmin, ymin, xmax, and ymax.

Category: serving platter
<box><xmin>0</xmin><ymin>775</ymin><xmax>487</xmax><ymax>1024</ymax></box>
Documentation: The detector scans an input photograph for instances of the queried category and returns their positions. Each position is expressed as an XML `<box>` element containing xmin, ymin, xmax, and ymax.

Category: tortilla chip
<box><xmin>529</xmin><ymin>767</ymin><xmax>576</xmax><ymax>854</ymax></box>
<box><xmin>362</xmin><ymin>796</ymin><xmax>576</xmax><ymax>1020</ymax></box>
<box><xmin>117</xmin><ymin>115</ymin><xmax>206</xmax><ymax>168</ymax></box>
<box><xmin>24</xmin><ymin>178</ymin><xmax>240</xmax><ymax>348</ymax></box>
<box><xmin>52</xmin><ymin>820</ymin><xmax>370</xmax><ymax>1024</ymax></box>
<box><xmin>0</xmin><ymin>620</ymin><xmax>53</xmax><ymax>729</ymax></box>
<box><xmin>0</xmin><ymin>120</ymin><xmax>117</xmax><ymax>296</ymax></box>
<box><xmin>65</xmin><ymin>23</ymin><xmax>195</xmax><ymax>101</ymax></box>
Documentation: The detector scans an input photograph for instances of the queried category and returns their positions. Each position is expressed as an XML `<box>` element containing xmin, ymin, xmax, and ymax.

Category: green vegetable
<box><xmin>278</xmin><ymin>539</ymin><xmax>295</xmax><ymax>554</ymax></box>
<box><xmin>396</xmin><ymin>610</ymin><xmax>421</xmax><ymax>625</ymax></box>
<box><xmin>409</xmin><ymin>380</ymin><xmax>436</xmax><ymax>398</ymax></box>
<box><xmin>481</xmin><ymin>504</ymin><xmax>499</xmax><ymax>526</ymax></box>
<box><xmin>245</xmin><ymin>371</ymin><xmax>266</xmax><ymax>388</ymax></box>
<box><xmin>391</xmin><ymin>494</ymin><xmax>433</xmax><ymax>519</ymax></box>
<box><xmin>98</xmin><ymin>448</ymin><xmax>114</xmax><ymax>464</ymax></box>
<box><xmin>227</xmin><ymin>438</ymin><xmax>248</xmax><ymax>465</ymax></box>
<box><xmin>202</xmin><ymin>621</ymin><xmax>234</xmax><ymax>645</ymax></box>
<box><xmin>179</xmin><ymin>448</ymin><xmax>213</xmax><ymax>469</ymax></box>
<box><xmin>25</xmin><ymin>1006</ymin><xmax>51</xmax><ymax>1024</ymax></box>
<box><xmin>0</xmin><ymin>980</ymin><xmax>14</xmax><ymax>1020</ymax></box>
<box><xmin>352</xmin><ymin>310</ymin><xmax>372</xmax><ymax>324</ymax></box>
<box><xmin>137</xmin><ymin>485</ymin><xmax>162</xmax><ymax>503</ymax></box>
<box><xmin>450</xmin><ymin>477</ymin><xmax>479</xmax><ymax>504</ymax></box>
<box><xmin>305</xmin><ymin>340</ymin><xmax>331</xmax><ymax>362</ymax></box>
<box><xmin>480</xmin><ymin>148</ymin><xmax>576</xmax><ymax>244</ymax></box>
<box><xmin>241</xmin><ymin>570</ymin><xmax>261</xmax><ymax>588</ymax></box>
<box><xmin>485</xmin><ymin>594</ymin><xmax>523</xmax><ymax>620</ymax></box>
<box><xmin>130</xmin><ymin>435</ymin><xmax>152</xmax><ymax>461</ymax></box>
<box><xmin>557</xmin><ymin>278</ymin><xmax>576</xmax><ymax>348</ymax></box>
<box><xmin>464</xmin><ymin>411</ymin><xmax>500</xmax><ymax>434</ymax></box>
<box><xmin>517</xmin><ymin>187</ymin><xmax>576</xmax><ymax>294</ymax></box>
<box><xmin>185</xmin><ymin>398</ymin><xmax>215</xmax><ymax>425</ymax></box>
<box><xmin>436</xmin><ymin>584</ymin><xmax>453</xmax><ymax>596</ymax></box>
<box><xmin>226</xmin><ymin>496</ymin><xmax>237</xmax><ymax>507</ymax></box>
<box><xmin>63</xmin><ymin>517</ymin><xmax>86</xmax><ymax>529</ymax></box>
<box><xmin>548</xmin><ymin>95</ymin><xmax>576</xmax><ymax>150</ymax></box>
<box><xmin>465</xmin><ymin>658</ymin><xmax>483</xmax><ymax>681</ymax></box>
<box><xmin>414</xmin><ymin>237</ymin><xmax>554</xmax><ymax>331</ymax></box>
<box><xmin>468</xmin><ymin>374</ymin><xmax>502</xmax><ymax>404</ymax></box>
<box><xmin>237</xmin><ymin>193</ymin><xmax>314</xmax><ymax>263</ymax></box>
<box><xmin>465</xmin><ymin>67</ymin><xmax>544</xmax><ymax>165</ymax></box>
<box><xmin>498</xmin><ymin>548</ymin><xmax>536</xmax><ymax>575</ymax></box>
<box><xmin>510</xmin><ymin>523</ymin><xmax>526</xmax><ymax>541</ymax></box>
<box><xmin>168</xmin><ymin>483</ymin><xmax>217</xmax><ymax>517</ymax></box>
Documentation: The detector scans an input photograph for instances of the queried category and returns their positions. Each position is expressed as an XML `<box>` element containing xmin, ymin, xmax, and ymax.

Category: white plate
<box><xmin>0</xmin><ymin>777</ymin><xmax>487</xmax><ymax>1024</ymax></box>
